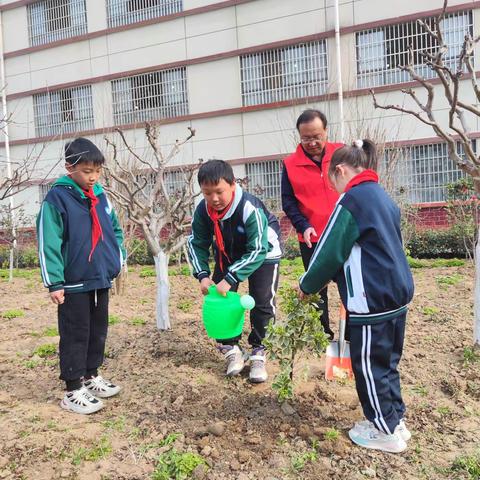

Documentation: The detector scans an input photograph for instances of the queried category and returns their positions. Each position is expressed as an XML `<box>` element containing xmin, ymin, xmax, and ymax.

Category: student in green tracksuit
<box><xmin>37</xmin><ymin>137</ymin><xmax>126</xmax><ymax>415</ymax></box>
<box><xmin>188</xmin><ymin>160</ymin><xmax>282</xmax><ymax>383</ymax></box>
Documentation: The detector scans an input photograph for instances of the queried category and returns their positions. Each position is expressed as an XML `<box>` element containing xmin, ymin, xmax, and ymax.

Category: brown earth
<box><xmin>0</xmin><ymin>262</ymin><xmax>479</xmax><ymax>480</ymax></box>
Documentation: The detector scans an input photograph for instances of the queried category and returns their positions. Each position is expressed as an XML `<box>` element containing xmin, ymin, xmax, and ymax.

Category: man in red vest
<box><xmin>281</xmin><ymin>109</ymin><xmax>343</xmax><ymax>338</ymax></box>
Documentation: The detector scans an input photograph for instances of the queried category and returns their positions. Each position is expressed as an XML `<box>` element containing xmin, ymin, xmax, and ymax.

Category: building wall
<box><xmin>0</xmin><ymin>0</ymin><xmax>478</xmax><ymax>221</ymax></box>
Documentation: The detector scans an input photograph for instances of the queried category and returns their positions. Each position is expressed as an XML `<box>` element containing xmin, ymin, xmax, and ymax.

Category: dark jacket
<box><xmin>300</xmin><ymin>178</ymin><xmax>414</xmax><ymax>325</ymax></box>
<box><xmin>187</xmin><ymin>185</ymin><xmax>281</xmax><ymax>286</ymax></box>
<box><xmin>36</xmin><ymin>176</ymin><xmax>126</xmax><ymax>293</ymax></box>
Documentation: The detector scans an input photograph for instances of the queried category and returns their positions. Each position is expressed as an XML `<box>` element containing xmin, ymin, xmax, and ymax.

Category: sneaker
<box><xmin>218</xmin><ymin>345</ymin><xmax>245</xmax><ymax>376</ymax></box>
<box><xmin>348</xmin><ymin>423</ymin><xmax>407</xmax><ymax>453</ymax></box>
<box><xmin>84</xmin><ymin>375</ymin><xmax>121</xmax><ymax>398</ymax></box>
<box><xmin>353</xmin><ymin>418</ymin><xmax>411</xmax><ymax>442</ymax></box>
<box><xmin>249</xmin><ymin>347</ymin><xmax>268</xmax><ymax>383</ymax></box>
<box><xmin>60</xmin><ymin>386</ymin><xmax>104</xmax><ymax>415</ymax></box>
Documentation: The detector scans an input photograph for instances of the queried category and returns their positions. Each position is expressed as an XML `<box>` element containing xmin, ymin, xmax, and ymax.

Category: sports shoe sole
<box><xmin>348</xmin><ymin>429</ymin><xmax>407</xmax><ymax>453</ymax></box>
<box><xmin>60</xmin><ymin>399</ymin><xmax>104</xmax><ymax>415</ymax></box>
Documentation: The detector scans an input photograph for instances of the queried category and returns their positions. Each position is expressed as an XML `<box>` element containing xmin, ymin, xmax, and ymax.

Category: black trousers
<box><xmin>299</xmin><ymin>241</ymin><xmax>334</xmax><ymax>338</ymax></box>
<box><xmin>58</xmin><ymin>289</ymin><xmax>109</xmax><ymax>382</ymax></box>
<box><xmin>213</xmin><ymin>262</ymin><xmax>280</xmax><ymax>348</ymax></box>
<box><xmin>349</xmin><ymin>313</ymin><xmax>407</xmax><ymax>435</ymax></box>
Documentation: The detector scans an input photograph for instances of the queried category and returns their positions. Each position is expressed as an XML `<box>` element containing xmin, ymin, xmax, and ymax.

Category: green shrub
<box><xmin>282</xmin><ymin>235</ymin><xmax>301</xmax><ymax>260</ymax></box>
<box><xmin>406</xmin><ymin>228</ymin><xmax>472</xmax><ymax>259</ymax></box>
<box><xmin>152</xmin><ymin>449</ymin><xmax>206</xmax><ymax>480</ymax></box>
<box><xmin>127</xmin><ymin>239</ymin><xmax>154</xmax><ymax>265</ymax></box>
<box><xmin>0</xmin><ymin>245</ymin><xmax>39</xmax><ymax>269</ymax></box>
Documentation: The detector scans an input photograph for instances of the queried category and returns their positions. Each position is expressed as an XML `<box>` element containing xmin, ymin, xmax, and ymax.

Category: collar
<box><xmin>294</xmin><ymin>142</ymin><xmax>339</xmax><ymax>166</ymax></box>
<box><xmin>344</xmin><ymin>169</ymin><xmax>379</xmax><ymax>193</ymax></box>
<box><xmin>54</xmin><ymin>175</ymin><xmax>103</xmax><ymax>197</ymax></box>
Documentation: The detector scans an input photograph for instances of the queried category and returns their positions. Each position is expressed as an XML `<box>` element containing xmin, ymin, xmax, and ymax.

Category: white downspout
<box><xmin>0</xmin><ymin>11</ymin><xmax>16</xmax><ymax>282</ymax></box>
<box><xmin>334</xmin><ymin>0</ymin><xmax>345</xmax><ymax>143</ymax></box>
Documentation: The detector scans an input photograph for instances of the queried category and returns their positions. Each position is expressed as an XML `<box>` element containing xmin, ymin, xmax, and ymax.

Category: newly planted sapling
<box><xmin>264</xmin><ymin>286</ymin><xmax>330</xmax><ymax>402</ymax></box>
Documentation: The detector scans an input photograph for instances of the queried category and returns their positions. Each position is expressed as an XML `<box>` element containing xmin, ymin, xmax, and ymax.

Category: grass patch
<box><xmin>33</xmin><ymin>343</ymin><xmax>57</xmax><ymax>358</ymax></box>
<box><xmin>71</xmin><ymin>436</ymin><xmax>112</xmax><ymax>466</ymax></box>
<box><xmin>139</xmin><ymin>267</ymin><xmax>155</xmax><ymax>278</ymax></box>
<box><xmin>152</xmin><ymin>449</ymin><xmax>206</xmax><ymax>480</ymax></box>
<box><xmin>324</xmin><ymin>428</ymin><xmax>340</xmax><ymax>441</ymax></box>
<box><xmin>463</xmin><ymin>347</ymin><xmax>480</xmax><ymax>365</ymax></box>
<box><xmin>290</xmin><ymin>449</ymin><xmax>317</xmax><ymax>473</ymax></box>
<box><xmin>23</xmin><ymin>359</ymin><xmax>41</xmax><ymax>369</ymax></box>
<box><xmin>169</xmin><ymin>265</ymin><xmax>191</xmax><ymax>276</ymax></box>
<box><xmin>412</xmin><ymin>384</ymin><xmax>428</xmax><ymax>396</ymax></box>
<box><xmin>431</xmin><ymin>258</ymin><xmax>465</xmax><ymax>267</ymax></box>
<box><xmin>1</xmin><ymin>309</ymin><xmax>25</xmax><ymax>319</ymax></box>
<box><xmin>177</xmin><ymin>300</ymin><xmax>193</xmax><ymax>313</ymax></box>
<box><xmin>436</xmin><ymin>273</ymin><xmax>463</xmax><ymax>287</ymax></box>
<box><xmin>103</xmin><ymin>416</ymin><xmax>126</xmax><ymax>432</ymax></box>
<box><xmin>42</xmin><ymin>326</ymin><xmax>59</xmax><ymax>337</ymax></box>
<box><xmin>131</xmin><ymin>317</ymin><xmax>146</xmax><ymax>326</ymax></box>
<box><xmin>407</xmin><ymin>256</ymin><xmax>430</xmax><ymax>268</ymax></box>
<box><xmin>0</xmin><ymin>269</ymin><xmax>39</xmax><ymax>280</ymax></box>
<box><xmin>108</xmin><ymin>314</ymin><xmax>121</xmax><ymax>325</ymax></box>
<box><xmin>450</xmin><ymin>451</ymin><xmax>480</xmax><ymax>479</ymax></box>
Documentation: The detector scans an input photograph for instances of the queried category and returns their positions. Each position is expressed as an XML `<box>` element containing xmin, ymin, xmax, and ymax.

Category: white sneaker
<box><xmin>348</xmin><ymin>423</ymin><xmax>407</xmax><ymax>453</ymax></box>
<box><xmin>353</xmin><ymin>418</ymin><xmax>411</xmax><ymax>442</ymax></box>
<box><xmin>219</xmin><ymin>345</ymin><xmax>245</xmax><ymax>376</ymax></box>
<box><xmin>249</xmin><ymin>348</ymin><xmax>268</xmax><ymax>383</ymax></box>
<box><xmin>60</xmin><ymin>386</ymin><xmax>104</xmax><ymax>415</ymax></box>
<box><xmin>84</xmin><ymin>375</ymin><xmax>121</xmax><ymax>398</ymax></box>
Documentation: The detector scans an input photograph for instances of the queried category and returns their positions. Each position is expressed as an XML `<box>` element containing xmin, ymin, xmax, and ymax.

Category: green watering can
<box><xmin>202</xmin><ymin>285</ymin><xmax>255</xmax><ymax>340</ymax></box>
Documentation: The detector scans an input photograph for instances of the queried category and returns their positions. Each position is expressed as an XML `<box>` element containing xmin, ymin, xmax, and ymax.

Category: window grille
<box><xmin>106</xmin><ymin>0</ymin><xmax>183</xmax><ymax>28</ymax></box>
<box><xmin>112</xmin><ymin>67</ymin><xmax>188</xmax><ymax>125</ymax></box>
<box><xmin>240</xmin><ymin>41</ymin><xmax>328</xmax><ymax>106</ymax></box>
<box><xmin>385</xmin><ymin>142</ymin><xmax>472</xmax><ymax>203</ymax></box>
<box><xmin>27</xmin><ymin>0</ymin><xmax>87</xmax><ymax>47</ymax></box>
<box><xmin>39</xmin><ymin>181</ymin><xmax>55</xmax><ymax>202</ymax></box>
<box><xmin>33</xmin><ymin>85</ymin><xmax>94</xmax><ymax>137</ymax></box>
<box><xmin>356</xmin><ymin>10</ymin><xmax>473</xmax><ymax>88</ymax></box>
<box><xmin>245</xmin><ymin>159</ymin><xmax>283</xmax><ymax>211</ymax></box>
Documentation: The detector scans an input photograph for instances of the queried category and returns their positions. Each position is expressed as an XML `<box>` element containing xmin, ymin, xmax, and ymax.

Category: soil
<box><xmin>0</xmin><ymin>262</ymin><xmax>478</xmax><ymax>480</ymax></box>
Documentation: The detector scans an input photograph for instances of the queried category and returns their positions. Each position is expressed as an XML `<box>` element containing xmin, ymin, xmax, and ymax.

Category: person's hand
<box><xmin>50</xmin><ymin>289</ymin><xmax>65</xmax><ymax>305</ymax></box>
<box><xmin>296</xmin><ymin>285</ymin><xmax>306</xmax><ymax>300</ymax></box>
<box><xmin>200</xmin><ymin>277</ymin><xmax>214</xmax><ymax>295</ymax></box>
<box><xmin>303</xmin><ymin>227</ymin><xmax>317</xmax><ymax>248</ymax></box>
<box><xmin>215</xmin><ymin>279</ymin><xmax>231</xmax><ymax>297</ymax></box>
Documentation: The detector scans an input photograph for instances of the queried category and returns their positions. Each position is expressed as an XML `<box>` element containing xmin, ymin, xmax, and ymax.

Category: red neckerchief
<box><xmin>83</xmin><ymin>188</ymin><xmax>103</xmax><ymax>262</ymax></box>
<box><xmin>207</xmin><ymin>190</ymin><xmax>235</xmax><ymax>272</ymax></box>
<box><xmin>344</xmin><ymin>169</ymin><xmax>379</xmax><ymax>193</ymax></box>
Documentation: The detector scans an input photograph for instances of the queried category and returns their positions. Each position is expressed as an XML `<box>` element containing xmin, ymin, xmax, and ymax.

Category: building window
<box><xmin>356</xmin><ymin>10</ymin><xmax>473</xmax><ymax>88</ymax></box>
<box><xmin>245</xmin><ymin>159</ymin><xmax>283</xmax><ymax>211</ymax></box>
<box><xmin>39</xmin><ymin>181</ymin><xmax>56</xmax><ymax>202</ymax></box>
<box><xmin>389</xmin><ymin>142</ymin><xmax>470</xmax><ymax>203</ymax></box>
<box><xmin>112</xmin><ymin>68</ymin><xmax>188</xmax><ymax>125</ymax></box>
<box><xmin>106</xmin><ymin>0</ymin><xmax>183</xmax><ymax>28</ymax></box>
<box><xmin>33</xmin><ymin>85</ymin><xmax>94</xmax><ymax>137</ymax></box>
<box><xmin>27</xmin><ymin>0</ymin><xmax>87</xmax><ymax>47</ymax></box>
<box><xmin>240</xmin><ymin>41</ymin><xmax>328</xmax><ymax>107</ymax></box>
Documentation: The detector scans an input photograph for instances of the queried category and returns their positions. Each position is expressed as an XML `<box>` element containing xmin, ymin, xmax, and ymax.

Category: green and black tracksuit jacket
<box><xmin>36</xmin><ymin>176</ymin><xmax>126</xmax><ymax>294</ymax></box>
<box><xmin>299</xmin><ymin>180</ymin><xmax>414</xmax><ymax>325</ymax></box>
<box><xmin>187</xmin><ymin>185</ymin><xmax>282</xmax><ymax>287</ymax></box>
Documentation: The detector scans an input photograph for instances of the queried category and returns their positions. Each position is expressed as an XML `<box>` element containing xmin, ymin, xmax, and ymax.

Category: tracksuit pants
<box><xmin>349</xmin><ymin>312</ymin><xmax>407</xmax><ymax>435</ymax></box>
<box><xmin>58</xmin><ymin>289</ymin><xmax>109</xmax><ymax>384</ymax></box>
<box><xmin>213</xmin><ymin>262</ymin><xmax>280</xmax><ymax>348</ymax></box>
<box><xmin>300</xmin><ymin>241</ymin><xmax>334</xmax><ymax>338</ymax></box>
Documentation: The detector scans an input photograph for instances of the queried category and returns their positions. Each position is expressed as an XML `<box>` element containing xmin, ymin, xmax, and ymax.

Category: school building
<box><xmin>0</xmin><ymin>0</ymin><xmax>478</xmax><ymax>233</ymax></box>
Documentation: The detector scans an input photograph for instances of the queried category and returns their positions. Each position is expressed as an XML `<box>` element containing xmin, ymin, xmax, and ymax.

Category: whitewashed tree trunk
<box><xmin>474</xmin><ymin>238</ymin><xmax>480</xmax><ymax>347</ymax></box>
<box><xmin>154</xmin><ymin>251</ymin><xmax>170</xmax><ymax>330</ymax></box>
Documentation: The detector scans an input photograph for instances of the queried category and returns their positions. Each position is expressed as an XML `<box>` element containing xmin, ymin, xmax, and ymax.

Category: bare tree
<box><xmin>104</xmin><ymin>123</ymin><xmax>199</xmax><ymax>330</ymax></box>
<box><xmin>370</xmin><ymin>0</ymin><xmax>480</xmax><ymax>346</ymax></box>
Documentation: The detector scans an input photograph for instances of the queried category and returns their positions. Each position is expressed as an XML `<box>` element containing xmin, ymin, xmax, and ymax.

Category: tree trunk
<box><xmin>8</xmin><ymin>246</ymin><xmax>13</xmax><ymax>282</ymax></box>
<box><xmin>154</xmin><ymin>251</ymin><xmax>170</xmax><ymax>330</ymax></box>
<box><xmin>474</xmin><ymin>237</ymin><xmax>480</xmax><ymax>347</ymax></box>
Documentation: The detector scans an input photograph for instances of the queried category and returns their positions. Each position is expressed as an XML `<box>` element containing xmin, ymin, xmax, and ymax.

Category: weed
<box><xmin>24</xmin><ymin>359</ymin><xmax>40</xmax><ymax>369</ymax></box>
<box><xmin>1</xmin><ymin>309</ymin><xmax>25</xmax><ymax>319</ymax></box>
<box><xmin>108</xmin><ymin>314</ymin><xmax>121</xmax><ymax>325</ymax></box>
<box><xmin>431</xmin><ymin>258</ymin><xmax>465</xmax><ymax>267</ymax></box>
<box><xmin>47</xmin><ymin>420</ymin><xmax>57</xmax><ymax>430</ymax></box>
<box><xmin>152</xmin><ymin>449</ymin><xmax>206</xmax><ymax>480</ymax></box>
<box><xmin>33</xmin><ymin>344</ymin><xmax>57</xmax><ymax>358</ymax></box>
<box><xmin>437</xmin><ymin>406</ymin><xmax>452</xmax><ymax>417</ymax></box>
<box><xmin>436</xmin><ymin>274</ymin><xmax>463</xmax><ymax>287</ymax></box>
<box><xmin>412</xmin><ymin>385</ymin><xmax>428</xmax><ymax>396</ymax></box>
<box><xmin>291</xmin><ymin>450</ymin><xmax>317</xmax><ymax>472</ymax></box>
<box><xmin>169</xmin><ymin>265</ymin><xmax>191</xmax><ymax>276</ymax></box>
<box><xmin>324</xmin><ymin>428</ymin><xmax>339</xmax><ymax>441</ymax></box>
<box><xmin>463</xmin><ymin>347</ymin><xmax>480</xmax><ymax>365</ymax></box>
<box><xmin>159</xmin><ymin>433</ymin><xmax>180</xmax><ymax>447</ymax></box>
<box><xmin>103</xmin><ymin>416</ymin><xmax>126</xmax><ymax>432</ymax></box>
<box><xmin>71</xmin><ymin>436</ymin><xmax>112</xmax><ymax>465</ymax></box>
<box><xmin>131</xmin><ymin>317</ymin><xmax>146</xmax><ymax>326</ymax></box>
<box><xmin>450</xmin><ymin>451</ymin><xmax>480</xmax><ymax>479</ymax></box>
<box><xmin>42</xmin><ymin>326</ymin><xmax>59</xmax><ymax>337</ymax></box>
<box><xmin>177</xmin><ymin>300</ymin><xmax>193</xmax><ymax>313</ymax></box>
<box><xmin>422</xmin><ymin>306</ymin><xmax>439</xmax><ymax>317</ymax></box>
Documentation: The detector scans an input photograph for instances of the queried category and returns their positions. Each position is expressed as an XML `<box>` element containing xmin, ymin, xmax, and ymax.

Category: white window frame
<box><xmin>245</xmin><ymin>159</ymin><xmax>283</xmax><ymax>211</ymax></box>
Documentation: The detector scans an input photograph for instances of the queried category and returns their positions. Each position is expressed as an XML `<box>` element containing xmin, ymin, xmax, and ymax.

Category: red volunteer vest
<box><xmin>284</xmin><ymin>142</ymin><xmax>343</xmax><ymax>243</ymax></box>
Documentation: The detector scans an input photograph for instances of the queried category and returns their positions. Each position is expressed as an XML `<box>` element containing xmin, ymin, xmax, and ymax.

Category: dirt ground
<box><xmin>0</xmin><ymin>261</ymin><xmax>479</xmax><ymax>480</ymax></box>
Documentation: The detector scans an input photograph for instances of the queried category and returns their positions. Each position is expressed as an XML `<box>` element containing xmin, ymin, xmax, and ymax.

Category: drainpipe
<box><xmin>334</xmin><ymin>0</ymin><xmax>345</xmax><ymax>142</ymax></box>
<box><xmin>0</xmin><ymin>11</ymin><xmax>16</xmax><ymax>282</ymax></box>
